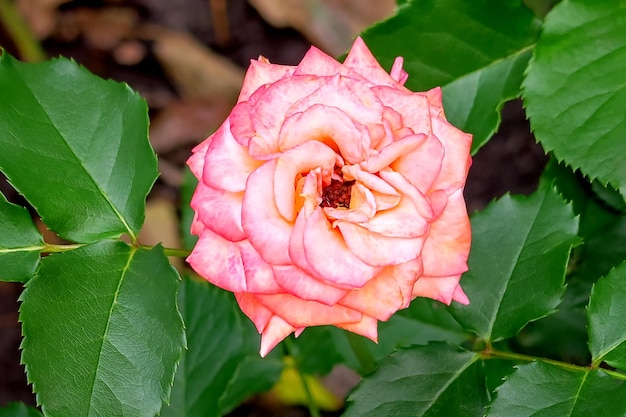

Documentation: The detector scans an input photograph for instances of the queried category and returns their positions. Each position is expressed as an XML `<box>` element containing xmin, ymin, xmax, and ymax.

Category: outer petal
<box><xmin>256</xmin><ymin>293</ymin><xmax>362</xmax><ymax>328</ymax></box>
<box><xmin>239</xmin><ymin>240</ymin><xmax>283</xmax><ymax>294</ymax></box>
<box><xmin>336</xmin><ymin>315</ymin><xmax>379</xmax><ymax>342</ymax></box>
<box><xmin>371</xmin><ymin>86</ymin><xmax>432</xmax><ymax>135</ymax></box>
<box><xmin>238</xmin><ymin>58</ymin><xmax>295</xmax><ymax>102</ymax></box>
<box><xmin>340</xmin><ymin>259</ymin><xmax>421</xmax><ymax>321</ymax></box>
<box><xmin>431</xmin><ymin>116</ymin><xmax>473</xmax><ymax>192</ymax></box>
<box><xmin>421</xmin><ymin>188</ymin><xmax>471</xmax><ymax>278</ymax></box>
<box><xmin>235</xmin><ymin>292</ymin><xmax>273</xmax><ymax>333</ymax></box>
<box><xmin>412</xmin><ymin>275</ymin><xmax>468</xmax><ymax>306</ymax></box>
<box><xmin>242</xmin><ymin>160</ymin><xmax>293</xmax><ymax>265</ymax></box>
<box><xmin>303</xmin><ymin>208</ymin><xmax>381</xmax><ymax>288</ymax></box>
<box><xmin>187</xmin><ymin>229</ymin><xmax>246</xmax><ymax>292</ymax></box>
<box><xmin>259</xmin><ymin>315</ymin><xmax>296</xmax><ymax>357</ymax></box>
<box><xmin>190</xmin><ymin>181</ymin><xmax>245</xmax><ymax>242</ymax></box>
<box><xmin>343</xmin><ymin>37</ymin><xmax>404</xmax><ymax>89</ymax></box>
<box><xmin>273</xmin><ymin>265</ymin><xmax>348</xmax><ymax>305</ymax></box>
<box><xmin>294</xmin><ymin>45</ymin><xmax>343</xmax><ymax>76</ymax></box>
<box><xmin>203</xmin><ymin>118</ymin><xmax>263</xmax><ymax>192</ymax></box>
<box><xmin>187</xmin><ymin>138</ymin><xmax>210</xmax><ymax>179</ymax></box>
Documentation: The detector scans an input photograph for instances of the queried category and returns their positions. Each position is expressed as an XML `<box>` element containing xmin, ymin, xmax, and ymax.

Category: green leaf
<box><xmin>20</xmin><ymin>241</ymin><xmax>185</xmax><ymax>417</ymax></box>
<box><xmin>362</xmin><ymin>0</ymin><xmax>540</xmax><ymax>152</ymax></box>
<box><xmin>451</xmin><ymin>187</ymin><xmax>579</xmax><ymax>341</ymax></box>
<box><xmin>0</xmin><ymin>53</ymin><xmax>158</xmax><ymax>243</ymax></box>
<box><xmin>0</xmin><ymin>191</ymin><xmax>43</xmax><ymax>282</ymax></box>
<box><xmin>0</xmin><ymin>403</ymin><xmax>43</xmax><ymax>417</ymax></box>
<box><xmin>487</xmin><ymin>362</ymin><xmax>626</xmax><ymax>417</ymax></box>
<box><xmin>523</xmin><ymin>0</ymin><xmax>626</xmax><ymax>196</ymax></box>
<box><xmin>343</xmin><ymin>343</ymin><xmax>488</xmax><ymax>417</ymax></box>
<box><xmin>161</xmin><ymin>277</ymin><xmax>282</xmax><ymax>417</ymax></box>
<box><xmin>588</xmin><ymin>261</ymin><xmax>626</xmax><ymax>370</ymax></box>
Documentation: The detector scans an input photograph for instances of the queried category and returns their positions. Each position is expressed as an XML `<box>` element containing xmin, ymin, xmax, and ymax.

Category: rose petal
<box><xmin>260</xmin><ymin>315</ymin><xmax>296</xmax><ymax>357</ymax></box>
<box><xmin>340</xmin><ymin>259</ymin><xmax>421</xmax><ymax>321</ymax></box>
<box><xmin>187</xmin><ymin>139</ymin><xmax>210</xmax><ymax>178</ymax></box>
<box><xmin>203</xmin><ymin>118</ymin><xmax>263</xmax><ymax>192</ymax></box>
<box><xmin>372</xmin><ymin>86</ymin><xmax>432</xmax><ymax>135</ymax></box>
<box><xmin>342</xmin><ymin>164</ymin><xmax>399</xmax><ymax>196</ymax></box>
<box><xmin>187</xmin><ymin>229</ymin><xmax>246</xmax><ymax>292</ymax></box>
<box><xmin>343</xmin><ymin>37</ymin><xmax>404</xmax><ymax>89</ymax></box>
<box><xmin>242</xmin><ymin>160</ymin><xmax>293</xmax><ymax>265</ymax></box>
<box><xmin>357</xmin><ymin>196</ymin><xmax>428</xmax><ymax>238</ymax></box>
<box><xmin>336</xmin><ymin>221</ymin><xmax>425</xmax><ymax>267</ymax></box>
<box><xmin>273</xmin><ymin>264</ymin><xmax>349</xmax><ymax>305</ymax></box>
<box><xmin>303</xmin><ymin>208</ymin><xmax>381</xmax><ymax>288</ymax></box>
<box><xmin>274</xmin><ymin>140</ymin><xmax>337</xmax><ymax>222</ymax></box>
<box><xmin>390</xmin><ymin>56</ymin><xmax>408</xmax><ymax>85</ymax></box>
<box><xmin>294</xmin><ymin>45</ymin><xmax>343</xmax><ymax>76</ymax></box>
<box><xmin>421</xmin><ymin>188</ymin><xmax>471</xmax><ymax>277</ymax></box>
<box><xmin>336</xmin><ymin>315</ymin><xmax>378</xmax><ymax>342</ymax></box>
<box><xmin>236</xmin><ymin>292</ymin><xmax>273</xmax><ymax>333</ymax></box>
<box><xmin>190</xmin><ymin>181</ymin><xmax>245</xmax><ymax>241</ymax></box>
<box><xmin>391</xmin><ymin>134</ymin><xmax>444</xmax><ymax>193</ymax></box>
<box><xmin>278</xmin><ymin>104</ymin><xmax>368</xmax><ymax>164</ymax></box>
<box><xmin>239</xmin><ymin>240</ymin><xmax>283</xmax><ymax>293</ymax></box>
<box><xmin>432</xmin><ymin>116</ymin><xmax>473</xmax><ymax>192</ymax></box>
<box><xmin>239</xmin><ymin>58</ymin><xmax>296</xmax><ymax>102</ymax></box>
<box><xmin>379</xmin><ymin>169</ymin><xmax>435</xmax><ymax>221</ymax></box>
<box><xmin>359</xmin><ymin>134</ymin><xmax>426</xmax><ymax>174</ymax></box>
<box><xmin>256</xmin><ymin>293</ymin><xmax>362</xmax><ymax>328</ymax></box>
<box><xmin>412</xmin><ymin>275</ymin><xmax>467</xmax><ymax>305</ymax></box>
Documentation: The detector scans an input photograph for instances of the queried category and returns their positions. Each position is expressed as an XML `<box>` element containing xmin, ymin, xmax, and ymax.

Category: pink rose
<box><xmin>187</xmin><ymin>37</ymin><xmax>472</xmax><ymax>356</ymax></box>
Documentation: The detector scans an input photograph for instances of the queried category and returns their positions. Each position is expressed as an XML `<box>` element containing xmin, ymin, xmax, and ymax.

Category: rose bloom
<box><xmin>187</xmin><ymin>37</ymin><xmax>472</xmax><ymax>356</ymax></box>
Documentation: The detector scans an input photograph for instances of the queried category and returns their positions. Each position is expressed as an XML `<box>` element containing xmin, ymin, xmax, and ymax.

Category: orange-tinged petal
<box><xmin>242</xmin><ymin>160</ymin><xmax>293</xmax><ymax>265</ymax></box>
<box><xmin>359</xmin><ymin>134</ymin><xmax>426</xmax><ymax>174</ymax></box>
<box><xmin>256</xmin><ymin>293</ymin><xmax>362</xmax><ymax>328</ymax></box>
<box><xmin>272</xmin><ymin>265</ymin><xmax>348</xmax><ymax>305</ymax></box>
<box><xmin>335</xmin><ymin>315</ymin><xmax>379</xmax><ymax>343</ymax></box>
<box><xmin>431</xmin><ymin>116</ymin><xmax>473</xmax><ymax>192</ymax></box>
<box><xmin>421</xmin><ymin>189</ymin><xmax>471</xmax><ymax>278</ymax></box>
<box><xmin>187</xmin><ymin>229</ymin><xmax>246</xmax><ymax>292</ymax></box>
<box><xmin>340</xmin><ymin>260</ymin><xmax>421</xmax><ymax>321</ymax></box>
<box><xmin>303</xmin><ymin>208</ymin><xmax>381</xmax><ymax>288</ymax></box>
<box><xmin>412</xmin><ymin>275</ymin><xmax>466</xmax><ymax>306</ymax></box>
<box><xmin>190</xmin><ymin>181</ymin><xmax>245</xmax><ymax>241</ymax></box>
<box><xmin>236</xmin><ymin>292</ymin><xmax>273</xmax><ymax>333</ymax></box>
<box><xmin>336</xmin><ymin>221</ymin><xmax>424</xmax><ymax>267</ymax></box>
<box><xmin>372</xmin><ymin>86</ymin><xmax>432</xmax><ymax>135</ymax></box>
<box><xmin>259</xmin><ymin>315</ymin><xmax>296</xmax><ymax>357</ymax></box>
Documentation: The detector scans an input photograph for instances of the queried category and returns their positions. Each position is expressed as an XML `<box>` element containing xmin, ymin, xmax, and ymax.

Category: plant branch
<box><xmin>0</xmin><ymin>0</ymin><xmax>46</xmax><ymax>62</ymax></box>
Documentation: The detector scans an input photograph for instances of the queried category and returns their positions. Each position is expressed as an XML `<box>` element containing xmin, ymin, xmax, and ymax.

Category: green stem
<box><xmin>43</xmin><ymin>243</ymin><xmax>86</xmax><ymax>253</ymax></box>
<box><xmin>283</xmin><ymin>338</ymin><xmax>321</xmax><ymax>417</ymax></box>
<box><xmin>345</xmin><ymin>331</ymin><xmax>377</xmax><ymax>375</ymax></box>
<box><xmin>0</xmin><ymin>0</ymin><xmax>46</xmax><ymax>62</ymax></box>
<box><xmin>485</xmin><ymin>347</ymin><xmax>626</xmax><ymax>380</ymax></box>
<box><xmin>41</xmin><ymin>242</ymin><xmax>191</xmax><ymax>258</ymax></box>
<box><xmin>139</xmin><ymin>245</ymin><xmax>192</xmax><ymax>258</ymax></box>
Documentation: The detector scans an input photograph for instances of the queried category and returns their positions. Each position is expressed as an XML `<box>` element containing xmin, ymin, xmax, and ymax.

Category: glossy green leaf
<box><xmin>161</xmin><ymin>277</ymin><xmax>282</xmax><ymax>417</ymax></box>
<box><xmin>0</xmin><ymin>53</ymin><xmax>158</xmax><ymax>243</ymax></box>
<box><xmin>20</xmin><ymin>241</ymin><xmax>185</xmax><ymax>417</ymax></box>
<box><xmin>451</xmin><ymin>187</ymin><xmax>579</xmax><ymax>341</ymax></box>
<box><xmin>588</xmin><ymin>261</ymin><xmax>626</xmax><ymax>370</ymax></box>
<box><xmin>0</xmin><ymin>403</ymin><xmax>43</xmax><ymax>417</ymax></box>
<box><xmin>362</xmin><ymin>0</ymin><xmax>540</xmax><ymax>152</ymax></box>
<box><xmin>487</xmin><ymin>362</ymin><xmax>626</xmax><ymax>416</ymax></box>
<box><xmin>343</xmin><ymin>343</ymin><xmax>488</xmax><ymax>417</ymax></box>
<box><xmin>0</xmin><ymin>191</ymin><xmax>42</xmax><ymax>282</ymax></box>
<box><xmin>523</xmin><ymin>0</ymin><xmax>626</xmax><ymax>196</ymax></box>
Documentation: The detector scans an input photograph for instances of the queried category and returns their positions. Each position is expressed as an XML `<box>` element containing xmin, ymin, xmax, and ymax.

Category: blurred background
<box><xmin>0</xmin><ymin>0</ymin><xmax>547</xmax><ymax>414</ymax></box>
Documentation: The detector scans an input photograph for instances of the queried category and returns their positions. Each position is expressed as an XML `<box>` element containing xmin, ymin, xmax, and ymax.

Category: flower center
<box><xmin>320</xmin><ymin>167</ymin><xmax>354</xmax><ymax>209</ymax></box>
